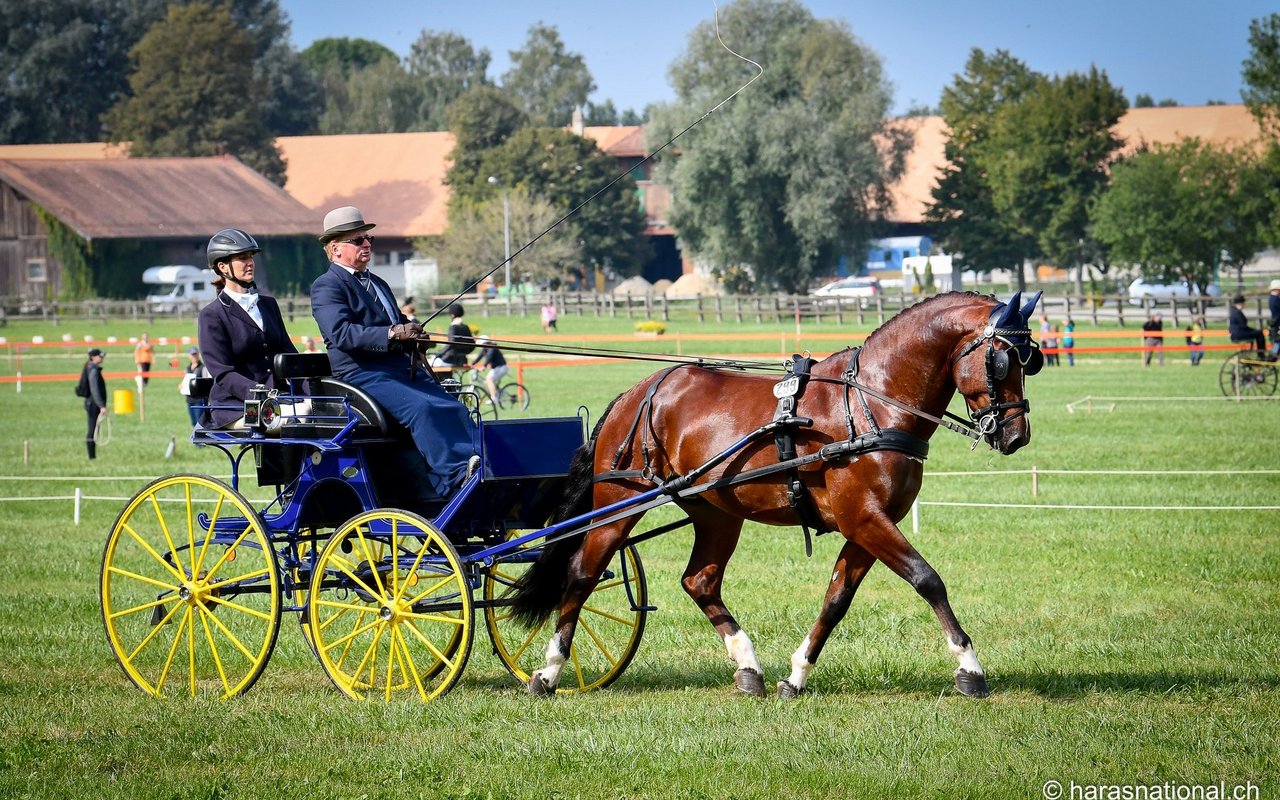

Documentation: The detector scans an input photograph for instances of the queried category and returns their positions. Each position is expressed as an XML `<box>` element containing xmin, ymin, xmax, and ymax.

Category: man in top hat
<box><xmin>1227</xmin><ymin>293</ymin><xmax>1268</xmax><ymax>356</ymax></box>
<box><xmin>310</xmin><ymin>206</ymin><xmax>478</xmax><ymax>494</ymax></box>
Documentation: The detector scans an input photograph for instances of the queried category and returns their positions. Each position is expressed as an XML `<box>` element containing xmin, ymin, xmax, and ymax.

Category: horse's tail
<box><xmin>507</xmin><ymin>395</ymin><xmax>621</xmax><ymax>627</ymax></box>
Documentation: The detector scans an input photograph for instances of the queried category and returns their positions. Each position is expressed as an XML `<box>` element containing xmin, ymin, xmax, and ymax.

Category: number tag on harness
<box><xmin>773</xmin><ymin>376</ymin><xmax>800</xmax><ymax>399</ymax></box>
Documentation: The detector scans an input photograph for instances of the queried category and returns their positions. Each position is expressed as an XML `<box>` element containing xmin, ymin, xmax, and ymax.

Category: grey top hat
<box><xmin>319</xmin><ymin>206</ymin><xmax>376</xmax><ymax>243</ymax></box>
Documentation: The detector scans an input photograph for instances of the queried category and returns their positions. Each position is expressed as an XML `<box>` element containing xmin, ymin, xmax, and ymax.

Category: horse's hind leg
<box><xmin>856</xmin><ymin>516</ymin><xmax>990</xmax><ymax>697</ymax></box>
<box><xmin>681</xmin><ymin>509</ymin><xmax>764</xmax><ymax>696</ymax></box>
<box><xmin>777</xmin><ymin>540</ymin><xmax>877</xmax><ymax>698</ymax></box>
<box><xmin>527</xmin><ymin>521</ymin><xmax>633</xmax><ymax>695</ymax></box>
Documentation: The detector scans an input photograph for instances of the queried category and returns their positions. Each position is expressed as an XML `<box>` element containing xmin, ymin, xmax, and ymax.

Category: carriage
<box><xmin>1218</xmin><ymin>347</ymin><xmax>1278</xmax><ymax>398</ymax></box>
<box><xmin>99</xmin><ymin>291</ymin><xmax>1044</xmax><ymax>702</ymax></box>
<box><xmin>99</xmin><ymin>352</ymin><xmax>649</xmax><ymax>700</ymax></box>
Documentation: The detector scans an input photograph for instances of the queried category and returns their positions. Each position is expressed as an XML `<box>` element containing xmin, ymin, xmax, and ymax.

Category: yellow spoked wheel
<box><xmin>308</xmin><ymin>510</ymin><xmax>473</xmax><ymax>701</ymax></box>
<box><xmin>100</xmin><ymin>474</ymin><xmax>281</xmax><ymax>699</ymax></box>
<box><xmin>484</xmin><ymin>543</ymin><xmax>647</xmax><ymax>693</ymax></box>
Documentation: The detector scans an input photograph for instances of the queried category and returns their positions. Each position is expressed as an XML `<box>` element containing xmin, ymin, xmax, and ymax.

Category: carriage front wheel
<box><xmin>1219</xmin><ymin>351</ymin><xmax>1278</xmax><ymax>398</ymax></box>
<box><xmin>307</xmin><ymin>509</ymin><xmax>473</xmax><ymax>701</ymax></box>
<box><xmin>100</xmin><ymin>474</ymin><xmax>281</xmax><ymax>699</ymax></box>
<box><xmin>483</xmin><ymin>543</ymin><xmax>647</xmax><ymax>692</ymax></box>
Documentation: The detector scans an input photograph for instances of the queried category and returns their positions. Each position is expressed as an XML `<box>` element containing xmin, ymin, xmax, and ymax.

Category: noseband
<box><xmin>952</xmin><ymin>318</ymin><xmax>1042</xmax><ymax>441</ymax></box>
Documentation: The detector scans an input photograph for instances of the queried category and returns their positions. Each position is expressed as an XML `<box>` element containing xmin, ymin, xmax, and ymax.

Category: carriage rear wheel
<box><xmin>1219</xmin><ymin>351</ymin><xmax>1278</xmax><ymax>398</ymax></box>
<box><xmin>100</xmin><ymin>474</ymin><xmax>281</xmax><ymax>699</ymax></box>
<box><xmin>483</xmin><ymin>543</ymin><xmax>647</xmax><ymax>693</ymax></box>
<box><xmin>308</xmin><ymin>510</ymin><xmax>472</xmax><ymax>701</ymax></box>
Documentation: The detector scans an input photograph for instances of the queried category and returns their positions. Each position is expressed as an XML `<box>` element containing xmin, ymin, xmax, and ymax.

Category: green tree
<box><xmin>1242</xmin><ymin>13</ymin><xmax>1280</xmax><ymax>136</ymax></box>
<box><xmin>300</xmin><ymin>37</ymin><xmax>398</xmax><ymax>78</ymax></box>
<box><xmin>501</xmin><ymin>23</ymin><xmax>595</xmax><ymax>127</ymax></box>
<box><xmin>426</xmin><ymin>186</ymin><xmax>582</xmax><ymax>292</ymax></box>
<box><xmin>651</xmin><ymin>0</ymin><xmax>906</xmax><ymax>293</ymax></box>
<box><xmin>926</xmin><ymin>49</ymin><xmax>1039</xmax><ymax>282</ymax></box>
<box><xmin>984</xmin><ymin>66</ymin><xmax>1127</xmax><ymax>290</ymax></box>
<box><xmin>443</xmin><ymin>87</ymin><xmax>530</xmax><ymax>203</ymax></box>
<box><xmin>103</xmin><ymin>2</ymin><xmax>285</xmax><ymax>183</ymax></box>
<box><xmin>474</xmin><ymin>128</ymin><xmax>649</xmax><ymax>275</ymax></box>
<box><xmin>585</xmin><ymin>99</ymin><xmax>619</xmax><ymax>126</ymax></box>
<box><xmin>1090</xmin><ymin>139</ymin><xmax>1270</xmax><ymax>294</ymax></box>
<box><xmin>317</xmin><ymin>58</ymin><xmax>422</xmax><ymax>134</ymax></box>
<box><xmin>258</xmin><ymin>42</ymin><xmax>322</xmax><ymax>136</ymax></box>
<box><xmin>406</xmin><ymin>30</ymin><xmax>491</xmax><ymax>132</ymax></box>
<box><xmin>0</xmin><ymin>0</ymin><xmax>162</xmax><ymax>143</ymax></box>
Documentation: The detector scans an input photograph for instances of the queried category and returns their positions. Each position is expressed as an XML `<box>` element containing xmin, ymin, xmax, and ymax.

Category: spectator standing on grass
<box><xmin>1062</xmin><ymin>318</ymin><xmax>1075</xmax><ymax>367</ymax></box>
<box><xmin>133</xmin><ymin>332</ymin><xmax>154</xmax><ymax>386</ymax></box>
<box><xmin>541</xmin><ymin>300</ymin><xmax>558</xmax><ymax>333</ymax></box>
<box><xmin>1041</xmin><ymin>318</ymin><xmax>1059</xmax><ymax>366</ymax></box>
<box><xmin>1186</xmin><ymin>316</ymin><xmax>1205</xmax><ymax>366</ymax></box>
<box><xmin>1142</xmin><ymin>313</ymin><xmax>1164</xmax><ymax>367</ymax></box>
<box><xmin>179</xmin><ymin>348</ymin><xmax>206</xmax><ymax>426</ymax></box>
<box><xmin>79</xmin><ymin>348</ymin><xmax>108</xmax><ymax>459</ymax></box>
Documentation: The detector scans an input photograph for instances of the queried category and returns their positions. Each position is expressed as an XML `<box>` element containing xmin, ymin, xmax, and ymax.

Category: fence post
<box><xmin>1031</xmin><ymin>465</ymin><xmax>1038</xmax><ymax>498</ymax></box>
<box><xmin>75</xmin><ymin>487</ymin><xmax>82</xmax><ymax>526</ymax></box>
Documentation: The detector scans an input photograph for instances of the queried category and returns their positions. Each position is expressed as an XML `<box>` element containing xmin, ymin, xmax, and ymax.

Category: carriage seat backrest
<box><xmin>273</xmin><ymin>352</ymin><xmax>333</xmax><ymax>383</ymax></box>
<box><xmin>305</xmin><ymin>377</ymin><xmax>392</xmax><ymax>438</ymax></box>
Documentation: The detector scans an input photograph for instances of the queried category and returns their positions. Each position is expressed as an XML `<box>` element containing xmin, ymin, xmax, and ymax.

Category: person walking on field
<box><xmin>79</xmin><ymin>348</ymin><xmax>108</xmax><ymax>459</ymax></box>
<box><xmin>134</xmin><ymin>332</ymin><xmax>154</xmax><ymax>386</ymax></box>
<box><xmin>1142</xmin><ymin>313</ymin><xmax>1164</xmax><ymax>367</ymax></box>
<box><xmin>541</xmin><ymin>301</ymin><xmax>558</xmax><ymax>332</ymax></box>
<box><xmin>1186</xmin><ymin>315</ymin><xmax>1205</xmax><ymax>366</ymax></box>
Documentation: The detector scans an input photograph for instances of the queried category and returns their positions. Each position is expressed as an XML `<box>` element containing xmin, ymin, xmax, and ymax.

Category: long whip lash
<box><xmin>420</xmin><ymin>0</ymin><xmax>764</xmax><ymax>370</ymax></box>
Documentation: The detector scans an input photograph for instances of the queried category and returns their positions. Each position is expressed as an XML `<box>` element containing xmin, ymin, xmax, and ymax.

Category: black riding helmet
<box><xmin>447</xmin><ymin>302</ymin><xmax>464</xmax><ymax>318</ymax></box>
<box><xmin>206</xmin><ymin>228</ymin><xmax>260</xmax><ymax>269</ymax></box>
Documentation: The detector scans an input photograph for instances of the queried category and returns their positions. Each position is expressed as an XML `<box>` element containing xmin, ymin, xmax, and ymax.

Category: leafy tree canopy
<box><xmin>444</xmin><ymin>86</ymin><xmax>530</xmax><ymax>200</ymax></box>
<box><xmin>406</xmin><ymin>30</ymin><xmax>492</xmax><ymax>132</ymax></box>
<box><xmin>1242</xmin><ymin>12</ymin><xmax>1280</xmax><ymax>137</ymax></box>
<box><xmin>1091</xmin><ymin>139</ymin><xmax>1271</xmax><ymax>293</ymax></box>
<box><xmin>426</xmin><ymin>186</ymin><xmax>582</xmax><ymax>293</ymax></box>
<box><xmin>501</xmin><ymin>23</ymin><xmax>595</xmax><ymax>127</ymax></box>
<box><xmin>317</xmin><ymin>57</ymin><xmax>422</xmax><ymax>134</ymax></box>
<box><xmin>103</xmin><ymin>2</ymin><xmax>285</xmax><ymax>183</ymax></box>
<box><xmin>300</xmin><ymin>37</ymin><xmax>398</xmax><ymax>79</ymax></box>
<box><xmin>474</xmin><ymin>128</ymin><xmax>650</xmax><ymax>275</ymax></box>
<box><xmin>651</xmin><ymin>0</ymin><xmax>905</xmax><ymax>293</ymax></box>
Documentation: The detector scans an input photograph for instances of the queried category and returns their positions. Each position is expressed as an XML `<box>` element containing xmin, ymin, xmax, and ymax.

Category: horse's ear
<box><xmin>993</xmin><ymin>292</ymin><xmax>1021</xmax><ymax>328</ymax></box>
<box><xmin>1019</xmin><ymin>291</ymin><xmax>1043</xmax><ymax>325</ymax></box>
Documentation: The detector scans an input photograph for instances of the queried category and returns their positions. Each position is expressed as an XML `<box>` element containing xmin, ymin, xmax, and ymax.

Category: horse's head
<box><xmin>950</xmin><ymin>292</ymin><xmax>1043</xmax><ymax>454</ymax></box>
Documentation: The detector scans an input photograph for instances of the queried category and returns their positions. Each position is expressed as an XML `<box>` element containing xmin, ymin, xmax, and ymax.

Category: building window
<box><xmin>26</xmin><ymin>259</ymin><xmax>47</xmax><ymax>282</ymax></box>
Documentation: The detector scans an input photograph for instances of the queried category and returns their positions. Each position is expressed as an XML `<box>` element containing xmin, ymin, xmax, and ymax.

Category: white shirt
<box><xmin>225</xmin><ymin>289</ymin><xmax>263</xmax><ymax>330</ymax></box>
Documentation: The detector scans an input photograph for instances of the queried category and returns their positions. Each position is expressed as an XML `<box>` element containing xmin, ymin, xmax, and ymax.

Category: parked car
<box><xmin>1127</xmin><ymin>277</ymin><xmax>1222</xmax><ymax>306</ymax></box>
<box><xmin>812</xmin><ymin>276</ymin><xmax>881</xmax><ymax>306</ymax></box>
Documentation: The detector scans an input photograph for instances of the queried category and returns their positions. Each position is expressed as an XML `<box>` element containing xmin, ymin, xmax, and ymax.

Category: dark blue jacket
<box><xmin>311</xmin><ymin>264</ymin><xmax>410</xmax><ymax>377</ymax></box>
<box><xmin>197</xmin><ymin>292</ymin><xmax>297</xmax><ymax>427</ymax></box>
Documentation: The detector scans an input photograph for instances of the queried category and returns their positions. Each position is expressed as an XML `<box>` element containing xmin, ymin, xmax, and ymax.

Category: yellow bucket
<box><xmin>113</xmin><ymin>389</ymin><xmax>135</xmax><ymax>414</ymax></box>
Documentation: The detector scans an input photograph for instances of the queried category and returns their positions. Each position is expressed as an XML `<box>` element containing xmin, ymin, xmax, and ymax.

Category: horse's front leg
<box><xmin>777</xmin><ymin>540</ymin><xmax>877</xmax><ymax>698</ymax></box>
<box><xmin>526</xmin><ymin>525</ymin><xmax>628</xmax><ymax>695</ymax></box>
<box><xmin>856</xmin><ymin>514</ymin><xmax>990</xmax><ymax>697</ymax></box>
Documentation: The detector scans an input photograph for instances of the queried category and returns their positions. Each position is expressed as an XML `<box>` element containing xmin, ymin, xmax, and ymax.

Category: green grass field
<box><xmin>0</xmin><ymin>309</ymin><xmax>1276</xmax><ymax>799</ymax></box>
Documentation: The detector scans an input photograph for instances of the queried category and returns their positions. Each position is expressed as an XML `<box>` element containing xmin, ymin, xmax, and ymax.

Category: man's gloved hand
<box><xmin>388</xmin><ymin>322</ymin><xmax>424</xmax><ymax>342</ymax></box>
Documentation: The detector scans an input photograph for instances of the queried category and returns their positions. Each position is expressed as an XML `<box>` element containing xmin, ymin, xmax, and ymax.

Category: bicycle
<box><xmin>461</xmin><ymin>367</ymin><xmax>528</xmax><ymax>413</ymax></box>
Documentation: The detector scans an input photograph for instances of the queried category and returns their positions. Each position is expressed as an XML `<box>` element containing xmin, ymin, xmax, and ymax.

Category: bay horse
<box><xmin>510</xmin><ymin>290</ymin><xmax>1043</xmax><ymax>698</ymax></box>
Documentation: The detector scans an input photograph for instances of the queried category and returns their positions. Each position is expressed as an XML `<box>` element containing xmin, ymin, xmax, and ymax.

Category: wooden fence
<box><xmin>0</xmin><ymin>290</ymin><xmax>1266</xmax><ymax>329</ymax></box>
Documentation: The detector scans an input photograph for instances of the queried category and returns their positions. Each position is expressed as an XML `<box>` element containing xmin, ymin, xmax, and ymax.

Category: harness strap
<box><xmin>770</xmin><ymin>355</ymin><xmax>829</xmax><ymax>554</ymax></box>
<box><xmin>609</xmin><ymin>365</ymin><xmax>683</xmax><ymax>476</ymax></box>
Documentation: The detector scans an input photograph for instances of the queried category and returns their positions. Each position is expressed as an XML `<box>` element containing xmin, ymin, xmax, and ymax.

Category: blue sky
<box><xmin>279</xmin><ymin>0</ymin><xmax>1275</xmax><ymax>116</ymax></box>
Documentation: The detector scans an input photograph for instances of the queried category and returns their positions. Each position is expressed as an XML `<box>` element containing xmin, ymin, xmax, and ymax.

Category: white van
<box><xmin>144</xmin><ymin>265</ymin><xmax>217</xmax><ymax>311</ymax></box>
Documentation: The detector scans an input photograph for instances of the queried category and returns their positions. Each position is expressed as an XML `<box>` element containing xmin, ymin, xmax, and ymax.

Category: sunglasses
<box><xmin>340</xmin><ymin>235</ymin><xmax>374</xmax><ymax>246</ymax></box>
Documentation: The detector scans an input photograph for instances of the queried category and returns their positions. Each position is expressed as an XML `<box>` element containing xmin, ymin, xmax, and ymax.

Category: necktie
<box><xmin>357</xmin><ymin>272</ymin><xmax>394</xmax><ymax>320</ymax></box>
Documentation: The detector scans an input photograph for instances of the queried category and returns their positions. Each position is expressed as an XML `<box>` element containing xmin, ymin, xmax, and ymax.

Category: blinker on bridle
<box><xmin>951</xmin><ymin>292</ymin><xmax>1043</xmax><ymax>443</ymax></box>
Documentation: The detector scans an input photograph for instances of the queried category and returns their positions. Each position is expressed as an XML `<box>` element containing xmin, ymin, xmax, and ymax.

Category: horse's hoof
<box><xmin>776</xmin><ymin>680</ymin><xmax>803</xmax><ymax>699</ymax></box>
<box><xmin>527</xmin><ymin>673</ymin><xmax>557</xmax><ymax>697</ymax></box>
<box><xmin>734</xmin><ymin>668</ymin><xmax>766</xmax><ymax>697</ymax></box>
<box><xmin>955</xmin><ymin>669</ymin><xmax>990</xmax><ymax>698</ymax></box>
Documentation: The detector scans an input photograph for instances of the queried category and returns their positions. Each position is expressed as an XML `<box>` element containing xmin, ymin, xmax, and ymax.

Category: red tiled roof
<box><xmin>276</xmin><ymin>132</ymin><xmax>456</xmax><ymax>239</ymax></box>
<box><xmin>0</xmin><ymin>155</ymin><xmax>316</xmax><ymax>240</ymax></box>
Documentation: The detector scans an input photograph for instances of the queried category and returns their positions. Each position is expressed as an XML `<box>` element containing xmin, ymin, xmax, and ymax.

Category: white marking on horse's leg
<box><xmin>723</xmin><ymin>629</ymin><xmax>762</xmax><ymax>674</ymax></box>
<box><xmin>534</xmin><ymin>632</ymin><xmax>567</xmax><ymax>688</ymax></box>
<box><xmin>948</xmin><ymin>637</ymin><xmax>983</xmax><ymax>675</ymax></box>
<box><xmin>785</xmin><ymin>635</ymin><xmax>814</xmax><ymax>691</ymax></box>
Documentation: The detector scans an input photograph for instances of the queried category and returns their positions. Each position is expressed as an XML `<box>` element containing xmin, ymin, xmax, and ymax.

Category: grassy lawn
<box><xmin>0</xmin><ymin>309</ymin><xmax>1276</xmax><ymax>799</ymax></box>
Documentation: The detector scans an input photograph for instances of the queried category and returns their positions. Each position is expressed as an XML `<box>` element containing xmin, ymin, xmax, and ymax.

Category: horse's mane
<box><xmin>861</xmin><ymin>291</ymin><xmax>996</xmax><ymax>352</ymax></box>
